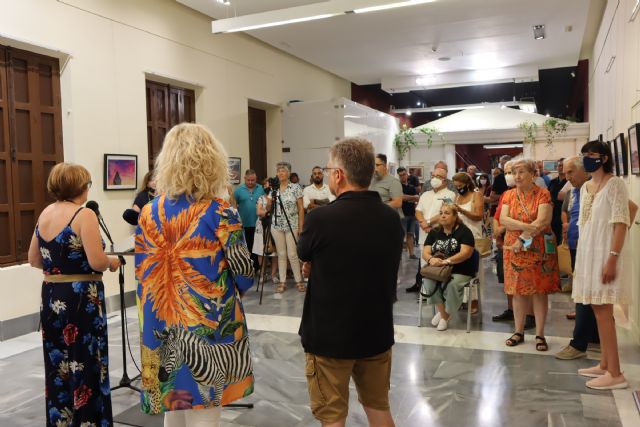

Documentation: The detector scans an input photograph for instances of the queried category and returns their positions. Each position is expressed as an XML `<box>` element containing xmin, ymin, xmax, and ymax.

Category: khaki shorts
<box><xmin>304</xmin><ymin>349</ymin><xmax>392</xmax><ymax>423</ymax></box>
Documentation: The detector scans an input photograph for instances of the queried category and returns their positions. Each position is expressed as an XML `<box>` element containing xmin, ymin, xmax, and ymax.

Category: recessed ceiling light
<box><xmin>438</xmin><ymin>56</ymin><xmax>451</xmax><ymax>61</ymax></box>
<box><xmin>533</xmin><ymin>25</ymin><xmax>545</xmax><ymax>40</ymax></box>
<box><xmin>405</xmin><ymin>111</ymin><xmax>412</xmax><ymax>116</ymax></box>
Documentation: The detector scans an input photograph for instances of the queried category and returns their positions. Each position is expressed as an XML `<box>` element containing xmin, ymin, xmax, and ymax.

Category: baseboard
<box><xmin>0</xmin><ymin>290</ymin><xmax>137</xmax><ymax>341</ymax></box>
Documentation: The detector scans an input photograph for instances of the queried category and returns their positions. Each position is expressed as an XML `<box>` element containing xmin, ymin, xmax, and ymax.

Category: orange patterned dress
<box><xmin>503</xmin><ymin>186</ymin><xmax>560</xmax><ymax>295</ymax></box>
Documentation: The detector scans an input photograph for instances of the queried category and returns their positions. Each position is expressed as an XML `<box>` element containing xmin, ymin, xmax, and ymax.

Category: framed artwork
<box><xmin>609</xmin><ymin>141</ymin><xmax>619</xmax><ymax>176</ymax></box>
<box><xmin>629</xmin><ymin>123</ymin><xmax>640</xmax><ymax>175</ymax></box>
<box><xmin>615</xmin><ymin>133</ymin><xmax>628</xmax><ymax>176</ymax></box>
<box><xmin>228</xmin><ymin>157</ymin><xmax>241</xmax><ymax>184</ymax></box>
<box><xmin>542</xmin><ymin>160</ymin><xmax>558</xmax><ymax>172</ymax></box>
<box><xmin>407</xmin><ymin>166</ymin><xmax>424</xmax><ymax>182</ymax></box>
<box><xmin>387</xmin><ymin>162</ymin><xmax>397</xmax><ymax>176</ymax></box>
<box><xmin>104</xmin><ymin>154</ymin><xmax>137</xmax><ymax>191</ymax></box>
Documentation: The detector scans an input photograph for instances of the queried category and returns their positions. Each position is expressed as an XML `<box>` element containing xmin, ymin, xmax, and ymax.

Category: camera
<box><xmin>267</xmin><ymin>177</ymin><xmax>279</xmax><ymax>192</ymax></box>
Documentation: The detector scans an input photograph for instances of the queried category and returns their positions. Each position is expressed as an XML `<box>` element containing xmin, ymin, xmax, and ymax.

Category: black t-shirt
<box><xmin>133</xmin><ymin>190</ymin><xmax>154</xmax><ymax>210</ymax></box>
<box><xmin>401</xmin><ymin>183</ymin><xmax>417</xmax><ymax>217</ymax></box>
<box><xmin>425</xmin><ymin>224</ymin><xmax>476</xmax><ymax>276</ymax></box>
<box><xmin>408</xmin><ymin>175</ymin><xmax>420</xmax><ymax>188</ymax></box>
<box><xmin>492</xmin><ymin>173</ymin><xmax>507</xmax><ymax>195</ymax></box>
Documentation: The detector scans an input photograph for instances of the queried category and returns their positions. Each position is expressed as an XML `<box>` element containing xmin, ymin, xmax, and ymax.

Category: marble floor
<box><xmin>1</xmin><ymin>251</ymin><xmax>639</xmax><ymax>426</ymax></box>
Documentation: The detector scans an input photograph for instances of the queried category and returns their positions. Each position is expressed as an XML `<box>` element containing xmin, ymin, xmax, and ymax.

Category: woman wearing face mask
<box><xmin>500</xmin><ymin>159</ymin><xmax>559</xmax><ymax>351</ymax></box>
<box><xmin>452</xmin><ymin>172</ymin><xmax>484</xmax><ymax>238</ymax></box>
<box><xmin>572</xmin><ymin>141</ymin><xmax>630</xmax><ymax>390</ymax></box>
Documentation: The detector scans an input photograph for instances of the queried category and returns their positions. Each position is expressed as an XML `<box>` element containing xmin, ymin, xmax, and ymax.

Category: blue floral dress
<box><xmin>135</xmin><ymin>194</ymin><xmax>255</xmax><ymax>414</ymax></box>
<box><xmin>37</xmin><ymin>207</ymin><xmax>113</xmax><ymax>427</ymax></box>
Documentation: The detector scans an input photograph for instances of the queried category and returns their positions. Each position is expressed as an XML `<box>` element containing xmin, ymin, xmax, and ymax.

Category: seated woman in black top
<box><xmin>422</xmin><ymin>203</ymin><xmax>475</xmax><ymax>331</ymax></box>
<box><xmin>132</xmin><ymin>171</ymin><xmax>156</xmax><ymax>212</ymax></box>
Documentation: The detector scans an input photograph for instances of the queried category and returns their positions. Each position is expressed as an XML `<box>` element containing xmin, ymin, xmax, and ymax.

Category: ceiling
<box><xmin>177</xmin><ymin>0</ymin><xmax>604</xmax><ymax>93</ymax></box>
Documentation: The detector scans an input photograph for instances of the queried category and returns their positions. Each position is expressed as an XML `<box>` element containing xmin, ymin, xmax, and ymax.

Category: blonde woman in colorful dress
<box><xmin>136</xmin><ymin>123</ymin><xmax>255</xmax><ymax>426</ymax></box>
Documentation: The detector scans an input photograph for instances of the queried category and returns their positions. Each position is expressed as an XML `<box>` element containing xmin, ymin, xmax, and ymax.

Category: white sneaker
<box><xmin>431</xmin><ymin>312</ymin><xmax>442</xmax><ymax>327</ymax></box>
<box><xmin>436</xmin><ymin>318</ymin><xmax>449</xmax><ymax>331</ymax></box>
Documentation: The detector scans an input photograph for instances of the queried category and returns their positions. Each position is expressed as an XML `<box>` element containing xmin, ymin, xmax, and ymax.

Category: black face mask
<box><xmin>457</xmin><ymin>187</ymin><xmax>468</xmax><ymax>195</ymax></box>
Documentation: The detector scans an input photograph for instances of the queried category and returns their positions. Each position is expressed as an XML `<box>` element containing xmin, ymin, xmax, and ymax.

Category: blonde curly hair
<box><xmin>154</xmin><ymin>123</ymin><xmax>230</xmax><ymax>202</ymax></box>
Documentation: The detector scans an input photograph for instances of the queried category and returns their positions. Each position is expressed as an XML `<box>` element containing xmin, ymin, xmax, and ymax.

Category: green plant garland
<box><xmin>393</xmin><ymin>124</ymin><xmax>443</xmax><ymax>160</ymax></box>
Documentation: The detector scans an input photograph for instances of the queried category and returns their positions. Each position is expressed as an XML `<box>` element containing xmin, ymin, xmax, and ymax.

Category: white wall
<box><xmin>588</xmin><ymin>0</ymin><xmax>640</xmax><ymax>341</ymax></box>
<box><xmin>0</xmin><ymin>0</ymin><xmax>350</xmax><ymax>322</ymax></box>
<box><xmin>282</xmin><ymin>98</ymin><xmax>398</xmax><ymax>179</ymax></box>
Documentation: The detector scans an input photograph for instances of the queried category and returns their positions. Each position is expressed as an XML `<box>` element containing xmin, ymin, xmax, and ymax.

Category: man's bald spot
<box><xmin>434</xmin><ymin>161</ymin><xmax>448</xmax><ymax>171</ymax></box>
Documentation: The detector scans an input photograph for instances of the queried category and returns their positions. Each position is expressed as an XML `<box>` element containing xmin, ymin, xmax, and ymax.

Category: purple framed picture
<box><xmin>629</xmin><ymin>123</ymin><xmax>640</xmax><ymax>175</ymax></box>
<box><xmin>104</xmin><ymin>154</ymin><xmax>138</xmax><ymax>190</ymax></box>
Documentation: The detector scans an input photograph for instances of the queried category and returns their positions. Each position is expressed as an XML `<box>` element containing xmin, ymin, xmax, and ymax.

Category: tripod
<box><xmin>106</xmin><ymin>251</ymin><xmax>141</xmax><ymax>393</ymax></box>
<box><xmin>257</xmin><ymin>186</ymin><xmax>298</xmax><ymax>304</ymax></box>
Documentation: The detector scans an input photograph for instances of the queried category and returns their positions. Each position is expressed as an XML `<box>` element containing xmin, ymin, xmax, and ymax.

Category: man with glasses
<box><xmin>303</xmin><ymin>166</ymin><xmax>335</xmax><ymax>212</ymax></box>
<box><xmin>406</xmin><ymin>167</ymin><xmax>456</xmax><ymax>293</ymax></box>
<box><xmin>298</xmin><ymin>137</ymin><xmax>403</xmax><ymax>427</ymax></box>
<box><xmin>370</xmin><ymin>154</ymin><xmax>403</xmax><ymax>216</ymax></box>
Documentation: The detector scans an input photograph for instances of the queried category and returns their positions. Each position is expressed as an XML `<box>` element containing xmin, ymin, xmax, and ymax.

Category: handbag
<box><xmin>420</xmin><ymin>252</ymin><xmax>453</xmax><ymax>282</ymax></box>
<box><xmin>557</xmin><ymin>242</ymin><xmax>572</xmax><ymax>275</ymax></box>
<box><xmin>475</xmin><ymin>237</ymin><xmax>492</xmax><ymax>256</ymax></box>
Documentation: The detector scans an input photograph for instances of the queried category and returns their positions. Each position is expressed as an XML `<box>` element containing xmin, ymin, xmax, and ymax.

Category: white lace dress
<box><xmin>572</xmin><ymin>177</ymin><xmax>630</xmax><ymax>304</ymax></box>
<box><xmin>457</xmin><ymin>193</ymin><xmax>483</xmax><ymax>238</ymax></box>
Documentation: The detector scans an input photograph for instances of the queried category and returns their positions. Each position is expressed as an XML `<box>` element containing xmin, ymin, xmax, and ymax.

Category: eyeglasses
<box><xmin>86</xmin><ymin>180</ymin><xmax>92</xmax><ymax>189</ymax></box>
<box><xmin>375</xmin><ymin>163</ymin><xmax>385</xmax><ymax>167</ymax></box>
<box><xmin>322</xmin><ymin>167</ymin><xmax>340</xmax><ymax>174</ymax></box>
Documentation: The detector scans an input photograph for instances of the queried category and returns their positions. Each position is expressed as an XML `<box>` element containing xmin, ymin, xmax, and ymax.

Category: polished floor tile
<box><xmin>0</xmin><ymin>251</ymin><xmax>638</xmax><ymax>426</ymax></box>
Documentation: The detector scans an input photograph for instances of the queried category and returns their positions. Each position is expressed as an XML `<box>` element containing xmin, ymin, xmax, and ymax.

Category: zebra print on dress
<box><xmin>153</xmin><ymin>327</ymin><xmax>253</xmax><ymax>406</ymax></box>
<box><xmin>225</xmin><ymin>243</ymin><xmax>254</xmax><ymax>279</ymax></box>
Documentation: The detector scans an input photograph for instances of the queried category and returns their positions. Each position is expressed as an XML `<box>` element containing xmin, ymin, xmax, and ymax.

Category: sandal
<box><xmin>505</xmin><ymin>332</ymin><xmax>524</xmax><ymax>347</ymax></box>
<box><xmin>275</xmin><ymin>283</ymin><xmax>286</xmax><ymax>293</ymax></box>
<box><xmin>296</xmin><ymin>282</ymin><xmax>306</xmax><ymax>292</ymax></box>
<box><xmin>535</xmin><ymin>336</ymin><xmax>548</xmax><ymax>352</ymax></box>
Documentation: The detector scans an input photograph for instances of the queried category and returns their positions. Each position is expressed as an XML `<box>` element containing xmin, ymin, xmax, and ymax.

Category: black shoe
<box><xmin>524</xmin><ymin>315</ymin><xmax>536</xmax><ymax>330</ymax></box>
<box><xmin>492</xmin><ymin>309</ymin><xmax>514</xmax><ymax>322</ymax></box>
<box><xmin>406</xmin><ymin>284</ymin><xmax>421</xmax><ymax>293</ymax></box>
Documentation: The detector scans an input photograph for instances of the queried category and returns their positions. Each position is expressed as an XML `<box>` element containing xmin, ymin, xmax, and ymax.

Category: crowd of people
<box><xmin>26</xmin><ymin>122</ymin><xmax>637</xmax><ymax>426</ymax></box>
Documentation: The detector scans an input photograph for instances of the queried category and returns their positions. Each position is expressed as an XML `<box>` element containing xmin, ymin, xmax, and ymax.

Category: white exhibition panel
<box><xmin>282</xmin><ymin>98</ymin><xmax>398</xmax><ymax>177</ymax></box>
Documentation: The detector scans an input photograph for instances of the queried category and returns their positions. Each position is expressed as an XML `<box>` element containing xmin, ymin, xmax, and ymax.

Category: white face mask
<box><xmin>430</xmin><ymin>177</ymin><xmax>443</xmax><ymax>189</ymax></box>
<box><xmin>479</xmin><ymin>178</ymin><xmax>488</xmax><ymax>186</ymax></box>
<box><xmin>505</xmin><ymin>174</ymin><xmax>516</xmax><ymax>187</ymax></box>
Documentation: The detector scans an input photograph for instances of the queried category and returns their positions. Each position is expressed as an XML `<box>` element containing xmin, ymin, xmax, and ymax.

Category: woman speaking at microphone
<box><xmin>136</xmin><ymin>123</ymin><xmax>255</xmax><ymax>426</ymax></box>
<box><xmin>28</xmin><ymin>163</ymin><xmax>120</xmax><ymax>427</ymax></box>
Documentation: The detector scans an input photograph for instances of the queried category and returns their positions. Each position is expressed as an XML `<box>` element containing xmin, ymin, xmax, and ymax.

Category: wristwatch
<box><xmin>609</xmin><ymin>250</ymin><xmax>619</xmax><ymax>257</ymax></box>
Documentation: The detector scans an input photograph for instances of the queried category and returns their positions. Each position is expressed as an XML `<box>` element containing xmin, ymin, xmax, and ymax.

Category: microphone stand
<box><xmin>96</xmin><ymin>216</ymin><xmax>141</xmax><ymax>393</ymax></box>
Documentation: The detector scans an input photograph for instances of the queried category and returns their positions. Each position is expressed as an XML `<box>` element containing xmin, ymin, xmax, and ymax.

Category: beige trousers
<box><xmin>270</xmin><ymin>227</ymin><xmax>303</xmax><ymax>283</ymax></box>
<box><xmin>163</xmin><ymin>407</ymin><xmax>222</xmax><ymax>427</ymax></box>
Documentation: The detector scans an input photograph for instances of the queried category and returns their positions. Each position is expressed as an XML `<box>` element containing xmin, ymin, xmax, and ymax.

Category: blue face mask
<box><xmin>583</xmin><ymin>156</ymin><xmax>602</xmax><ymax>172</ymax></box>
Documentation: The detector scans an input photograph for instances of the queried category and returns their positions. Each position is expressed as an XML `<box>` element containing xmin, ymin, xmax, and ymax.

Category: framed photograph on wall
<box><xmin>629</xmin><ymin>123</ymin><xmax>640</xmax><ymax>175</ymax></box>
<box><xmin>542</xmin><ymin>160</ymin><xmax>558</xmax><ymax>172</ymax></box>
<box><xmin>407</xmin><ymin>166</ymin><xmax>424</xmax><ymax>182</ymax></box>
<box><xmin>608</xmin><ymin>141</ymin><xmax>619</xmax><ymax>176</ymax></box>
<box><xmin>387</xmin><ymin>162</ymin><xmax>397</xmax><ymax>176</ymax></box>
<box><xmin>615</xmin><ymin>133</ymin><xmax>628</xmax><ymax>176</ymax></box>
<box><xmin>104</xmin><ymin>154</ymin><xmax>137</xmax><ymax>191</ymax></box>
<box><xmin>228</xmin><ymin>157</ymin><xmax>241</xmax><ymax>185</ymax></box>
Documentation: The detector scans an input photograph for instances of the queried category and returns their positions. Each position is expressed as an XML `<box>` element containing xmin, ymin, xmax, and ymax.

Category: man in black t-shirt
<box><xmin>489</xmin><ymin>155</ymin><xmax>511</xmax><ymax>215</ymax></box>
<box><xmin>547</xmin><ymin>158</ymin><xmax>567</xmax><ymax>244</ymax></box>
<box><xmin>298</xmin><ymin>137</ymin><xmax>403</xmax><ymax>426</ymax></box>
<box><xmin>398</xmin><ymin>167</ymin><xmax>419</xmax><ymax>259</ymax></box>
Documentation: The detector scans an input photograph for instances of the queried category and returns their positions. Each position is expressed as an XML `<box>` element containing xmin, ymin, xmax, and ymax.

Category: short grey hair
<box><xmin>499</xmin><ymin>155</ymin><xmax>512</xmax><ymax>163</ymax></box>
<box><xmin>564</xmin><ymin>156</ymin><xmax>584</xmax><ymax>170</ymax></box>
<box><xmin>503</xmin><ymin>160</ymin><xmax>515</xmax><ymax>171</ymax></box>
<box><xmin>329</xmin><ymin>137</ymin><xmax>375</xmax><ymax>188</ymax></box>
<box><xmin>276</xmin><ymin>161</ymin><xmax>291</xmax><ymax>172</ymax></box>
<box><xmin>511</xmin><ymin>159</ymin><xmax>537</xmax><ymax>174</ymax></box>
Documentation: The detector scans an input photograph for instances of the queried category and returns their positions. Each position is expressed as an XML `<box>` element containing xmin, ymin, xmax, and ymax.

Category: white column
<box><xmin>444</xmin><ymin>144</ymin><xmax>456</xmax><ymax>177</ymax></box>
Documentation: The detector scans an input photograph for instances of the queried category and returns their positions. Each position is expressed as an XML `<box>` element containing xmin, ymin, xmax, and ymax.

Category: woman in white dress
<box><xmin>254</xmin><ymin>178</ymin><xmax>278</xmax><ymax>281</ymax></box>
<box><xmin>573</xmin><ymin>141</ymin><xmax>630</xmax><ymax>390</ymax></box>
<box><xmin>452</xmin><ymin>172</ymin><xmax>484</xmax><ymax>238</ymax></box>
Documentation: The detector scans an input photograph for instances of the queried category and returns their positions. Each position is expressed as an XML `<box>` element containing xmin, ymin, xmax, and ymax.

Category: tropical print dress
<box><xmin>135</xmin><ymin>194</ymin><xmax>255</xmax><ymax>414</ymax></box>
<box><xmin>502</xmin><ymin>186</ymin><xmax>560</xmax><ymax>295</ymax></box>
<box><xmin>37</xmin><ymin>207</ymin><xmax>113</xmax><ymax>427</ymax></box>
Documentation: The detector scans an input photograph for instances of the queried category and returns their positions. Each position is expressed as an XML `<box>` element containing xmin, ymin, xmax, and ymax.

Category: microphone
<box><xmin>122</xmin><ymin>208</ymin><xmax>139</xmax><ymax>226</ymax></box>
<box><xmin>86</xmin><ymin>200</ymin><xmax>114</xmax><ymax>249</ymax></box>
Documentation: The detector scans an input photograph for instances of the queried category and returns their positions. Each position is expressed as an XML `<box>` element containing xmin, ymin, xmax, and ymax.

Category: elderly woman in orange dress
<box><xmin>500</xmin><ymin>159</ymin><xmax>560</xmax><ymax>351</ymax></box>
